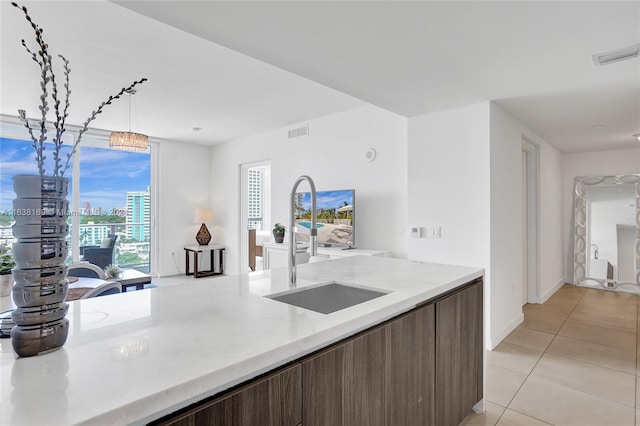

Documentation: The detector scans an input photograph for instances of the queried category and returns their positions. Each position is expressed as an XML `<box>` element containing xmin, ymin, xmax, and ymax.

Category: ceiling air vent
<box><xmin>592</xmin><ymin>44</ymin><xmax>640</xmax><ymax>66</ymax></box>
<box><xmin>288</xmin><ymin>125</ymin><xmax>309</xmax><ymax>139</ymax></box>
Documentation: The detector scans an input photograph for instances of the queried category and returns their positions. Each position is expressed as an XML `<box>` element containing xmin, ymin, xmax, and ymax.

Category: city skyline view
<box><xmin>0</xmin><ymin>137</ymin><xmax>150</xmax><ymax>215</ymax></box>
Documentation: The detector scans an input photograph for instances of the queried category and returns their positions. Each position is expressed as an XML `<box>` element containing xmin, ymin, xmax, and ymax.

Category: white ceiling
<box><xmin>2</xmin><ymin>1</ymin><xmax>639</xmax><ymax>153</ymax></box>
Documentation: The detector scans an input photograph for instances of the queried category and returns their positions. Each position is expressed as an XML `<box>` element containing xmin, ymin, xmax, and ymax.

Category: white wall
<box><xmin>408</xmin><ymin>102</ymin><xmax>564</xmax><ymax>349</ymax></box>
<box><xmin>489</xmin><ymin>104</ymin><xmax>523</xmax><ymax>344</ymax></box>
<box><xmin>210</xmin><ymin>105</ymin><xmax>408</xmax><ymax>275</ymax></box>
<box><xmin>407</xmin><ymin>102</ymin><xmax>492</xmax><ymax>344</ymax></box>
<box><xmin>407</xmin><ymin>102</ymin><xmax>491</xmax><ymax>267</ymax></box>
<box><xmin>562</xmin><ymin>148</ymin><xmax>640</xmax><ymax>283</ymax></box>
<box><xmin>489</xmin><ymin>104</ymin><xmax>564</xmax><ymax>345</ymax></box>
<box><xmin>538</xmin><ymin>139</ymin><xmax>564</xmax><ymax>298</ymax></box>
<box><xmin>156</xmin><ymin>140</ymin><xmax>212</xmax><ymax>276</ymax></box>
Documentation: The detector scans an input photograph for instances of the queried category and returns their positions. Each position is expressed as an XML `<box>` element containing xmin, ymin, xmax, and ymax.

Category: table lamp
<box><xmin>193</xmin><ymin>208</ymin><xmax>214</xmax><ymax>245</ymax></box>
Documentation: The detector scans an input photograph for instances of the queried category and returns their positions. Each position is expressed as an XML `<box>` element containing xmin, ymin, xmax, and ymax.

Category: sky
<box><xmin>299</xmin><ymin>189</ymin><xmax>354</xmax><ymax>211</ymax></box>
<box><xmin>0</xmin><ymin>137</ymin><xmax>150</xmax><ymax>214</ymax></box>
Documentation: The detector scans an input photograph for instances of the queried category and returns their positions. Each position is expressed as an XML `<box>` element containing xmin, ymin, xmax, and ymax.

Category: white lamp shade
<box><xmin>193</xmin><ymin>208</ymin><xmax>214</xmax><ymax>223</ymax></box>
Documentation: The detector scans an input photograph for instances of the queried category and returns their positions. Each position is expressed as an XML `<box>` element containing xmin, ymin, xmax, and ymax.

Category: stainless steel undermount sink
<box><xmin>267</xmin><ymin>282</ymin><xmax>388</xmax><ymax>314</ymax></box>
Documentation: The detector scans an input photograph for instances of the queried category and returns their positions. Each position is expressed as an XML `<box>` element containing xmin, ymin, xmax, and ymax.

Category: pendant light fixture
<box><xmin>109</xmin><ymin>89</ymin><xmax>148</xmax><ymax>152</ymax></box>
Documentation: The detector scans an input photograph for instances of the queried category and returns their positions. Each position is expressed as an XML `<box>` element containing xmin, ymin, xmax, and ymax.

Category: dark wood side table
<box><xmin>184</xmin><ymin>245</ymin><xmax>226</xmax><ymax>278</ymax></box>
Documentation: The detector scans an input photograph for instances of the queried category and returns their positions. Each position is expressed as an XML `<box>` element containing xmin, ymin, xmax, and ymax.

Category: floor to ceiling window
<box><xmin>0</xmin><ymin>123</ymin><xmax>155</xmax><ymax>274</ymax></box>
<box><xmin>78</xmin><ymin>141</ymin><xmax>151</xmax><ymax>272</ymax></box>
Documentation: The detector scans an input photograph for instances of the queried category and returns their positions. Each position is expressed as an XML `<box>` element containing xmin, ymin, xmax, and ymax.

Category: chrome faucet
<box><xmin>289</xmin><ymin>175</ymin><xmax>317</xmax><ymax>286</ymax></box>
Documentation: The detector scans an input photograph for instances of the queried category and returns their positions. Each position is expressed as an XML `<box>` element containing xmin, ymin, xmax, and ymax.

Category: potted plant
<box><xmin>104</xmin><ymin>264</ymin><xmax>123</xmax><ymax>280</ymax></box>
<box><xmin>0</xmin><ymin>246</ymin><xmax>16</xmax><ymax>297</ymax></box>
<box><xmin>273</xmin><ymin>223</ymin><xmax>286</xmax><ymax>243</ymax></box>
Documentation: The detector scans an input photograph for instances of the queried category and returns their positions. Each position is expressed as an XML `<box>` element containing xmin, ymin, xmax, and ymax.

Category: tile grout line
<box><xmin>499</xmin><ymin>288</ymin><xmax>588</xmax><ymax>424</ymax></box>
<box><xmin>485</xmin><ymin>287</ymin><xmax>639</xmax><ymax>426</ymax></box>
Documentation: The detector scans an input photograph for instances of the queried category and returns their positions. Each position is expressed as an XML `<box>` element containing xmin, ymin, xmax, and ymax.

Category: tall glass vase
<box><xmin>10</xmin><ymin>175</ymin><xmax>70</xmax><ymax>357</ymax></box>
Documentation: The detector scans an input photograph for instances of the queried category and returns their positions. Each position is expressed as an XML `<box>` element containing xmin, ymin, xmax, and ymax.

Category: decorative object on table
<box><xmin>193</xmin><ymin>208</ymin><xmax>214</xmax><ymax>245</ymax></box>
<box><xmin>0</xmin><ymin>245</ymin><xmax>16</xmax><ymax>297</ymax></box>
<box><xmin>9</xmin><ymin>2</ymin><xmax>147</xmax><ymax>357</ymax></box>
<box><xmin>273</xmin><ymin>223</ymin><xmax>286</xmax><ymax>243</ymax></box>
<box><xmin>11</xmin><ymin>174</ymin><xmax>70</xmax><ymax>357</ymax></box>
<box><xmin>104</xmin><ymin>264</ymin><xmax>123</xmax><ymax>280</ymax></box>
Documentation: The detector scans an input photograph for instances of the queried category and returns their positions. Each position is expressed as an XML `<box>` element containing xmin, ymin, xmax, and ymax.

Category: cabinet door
<box><xmin>158</xmin><ymin>363</ymin><xmax>302</xmax><ymax>426</ymax></box>
<box><xmin>435</xmin><ymin>280</ymin><xmax>483</xmax><ymax>426</ymax></box>
<box><xmin>385</xmin><ymin>304</ymin><xmax>435</xmax><ymax>426</ymax></box>
<box><xmin>302</xmin><ymin>327</ymin><xmax>386</xmax><ymax>426</ymax></box>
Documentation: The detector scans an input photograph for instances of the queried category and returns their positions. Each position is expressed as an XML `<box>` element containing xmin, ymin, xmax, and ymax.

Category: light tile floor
<box><xmin>462</xmin><ymin>284</ymin><xmax>640</xmax><ymax>426</ymax></box>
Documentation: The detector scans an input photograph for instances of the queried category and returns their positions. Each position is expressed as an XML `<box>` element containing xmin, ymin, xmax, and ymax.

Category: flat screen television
<box><xmin>294</xmin><ymin>189</ymin><xmax>355</xmax><ymax>248</ymax></box>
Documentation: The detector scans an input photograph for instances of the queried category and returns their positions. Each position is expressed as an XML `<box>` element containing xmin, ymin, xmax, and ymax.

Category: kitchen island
<box><xmin>0</xmin><ymin>256</ymin><xmax>483</xmax><ymax>425</ymax></box>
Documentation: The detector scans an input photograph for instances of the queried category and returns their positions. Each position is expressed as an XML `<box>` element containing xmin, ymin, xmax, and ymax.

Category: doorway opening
<box><xmin>239</xmin><ymin>161</ymin><xmax>271</xmax><ymax>273</ymax></box>
<box><xmin>522</xmin><ymin>139</ymin><xmax>540</xmax><ymax>304</ymax></box>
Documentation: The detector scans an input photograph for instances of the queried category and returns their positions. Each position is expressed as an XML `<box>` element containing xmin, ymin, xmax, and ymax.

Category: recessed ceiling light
<box><xmin>593</xmin><ymin>124</ymin><xmax>605</xmax><ymax>129</ymax></box>
<box><xmin>192</xmin><ymin>127</ymin><xmax>202</xmax><ymax>132</ymax></box>
<box><xmin>592</xmin><ymin>44</ymin><xmax>640</xmax><ymax>66</ymax></box>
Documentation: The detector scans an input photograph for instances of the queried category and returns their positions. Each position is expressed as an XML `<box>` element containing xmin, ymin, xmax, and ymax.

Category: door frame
<box><xmin>239</xmin><ymin>160</ymin><xmax>271</xmax><ymax>273</ymax></box>
<box><xmin>522</xmin><ymin>138</ymin><xmax>540</xmax><ymax>303</ymax></box>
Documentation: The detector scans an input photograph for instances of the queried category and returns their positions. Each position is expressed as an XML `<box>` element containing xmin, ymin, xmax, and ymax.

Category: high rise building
<box><xmin>81</xmin><ymin>221</ymin><xmax>110</xmax><ymax>246</ymax></box>
<box><xmin>248</xmin><ymin>168</ymin><xmax>264</xmax><ymax>230</ymax></box>
<box><xmin>126</xmin><ymin>189</ymin><xmax>150</xmax><ymax>241</ymax></box>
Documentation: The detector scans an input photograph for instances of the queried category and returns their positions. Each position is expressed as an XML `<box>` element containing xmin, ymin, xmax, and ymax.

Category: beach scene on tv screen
<box><xmin>295</xmin><ymin>189</ymin><xmax>354</xmax><ymax>246</ymax></box>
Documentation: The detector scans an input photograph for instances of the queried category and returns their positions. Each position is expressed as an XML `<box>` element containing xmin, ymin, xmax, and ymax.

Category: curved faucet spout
<box><xmin>289</xmin><ymin>175</ymin><xmax>317</xmax><ymax>286</ymax></box>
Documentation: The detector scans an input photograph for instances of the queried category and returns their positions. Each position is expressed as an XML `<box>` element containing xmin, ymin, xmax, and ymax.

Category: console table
<box><xmin>184</xmin><ymin>245</ymin><xmax>226</xmax><ymax>278</ymax></box>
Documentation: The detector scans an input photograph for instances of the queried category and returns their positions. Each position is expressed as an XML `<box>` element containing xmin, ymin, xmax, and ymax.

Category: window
<box><xmin>78</xmin><ymin>144</ymin><xmax>151</xmax><ymax>272</ymax></box>
<box><xmin>1</xmin><ymin>124</ymin><xmax>154</xmax><ymax>274</ymax></box>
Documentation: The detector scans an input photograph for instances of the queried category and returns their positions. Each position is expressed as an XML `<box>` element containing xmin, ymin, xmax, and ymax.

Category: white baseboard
<box><xmin>531</xmin><ymin>278</ymin><xmax>565</xmax><ymax>304</ymax></box>
<box><xmin>489</xmin><ymin>312</ymin><xmax>524</xmax><ymax>350</ymax></box>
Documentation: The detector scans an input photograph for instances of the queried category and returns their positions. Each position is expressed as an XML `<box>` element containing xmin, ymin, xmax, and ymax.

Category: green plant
<box><xmin>273</xmin><ymin>223</ymin><xmax>286</xmax><ymax>235</ymax></box>
<box><xmin>104</xmin><ymin>264</ymin><xmax>123</xmax><ymax>279</ymax></box>
<box><xmin>0</xmin><ymin>246</ymin><xmax>16</xmax><ymax>275</ymax></box>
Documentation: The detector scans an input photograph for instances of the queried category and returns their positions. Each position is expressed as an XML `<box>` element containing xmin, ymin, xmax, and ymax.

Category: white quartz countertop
<box><xmin>0</xmin><ymin>256</ymin><xmax>483</xmax><ymax>425</ymax></box>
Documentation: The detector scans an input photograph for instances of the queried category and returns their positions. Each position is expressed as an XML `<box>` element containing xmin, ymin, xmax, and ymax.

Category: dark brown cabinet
<box><xmin>386</xmin><ymin>303</ymin><xmax>435</xmax><ymax>426</ymax></box>
<box><xmin>156</xmin><ymin>363</ymin><xmax>302</xmax><ymax>426</ymax></box>
<box><xmin>302</xmin><ymin>326</ymin><xmax>386</xmax><ymax>426</ymax></box>
<box><xmin>302</xmin><ymin>304</ymin><xmax>437</xmax><ymax>426</ymax></box>
<box><xmin>435</xmin><ymin>280</ymin><xmax>484</xmax><ymax>426</ymax></box>
<box><xmin>155</xmin><ymin>279</ymin><xmax>483</xmax><ymax>426</ymax></box>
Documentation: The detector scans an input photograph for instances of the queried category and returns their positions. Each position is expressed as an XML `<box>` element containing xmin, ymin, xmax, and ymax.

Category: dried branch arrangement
<box><xmin>11</xmin><ymin>2</ymin><xmax>148</xmax><ymax>177</ymax></box>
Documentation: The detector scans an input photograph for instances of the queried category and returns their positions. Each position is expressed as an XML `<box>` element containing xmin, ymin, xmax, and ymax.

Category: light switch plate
<box><xmin>410</xmin><ymin>227</ymin><xmax>422</xmax><ymax>238</ymax></box>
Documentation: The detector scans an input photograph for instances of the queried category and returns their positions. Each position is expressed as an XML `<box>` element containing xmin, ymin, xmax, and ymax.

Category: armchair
<box><xmin>80</xmin><ymin>234</ymin><xmax>118</xmax><ymax>269</ymax></box>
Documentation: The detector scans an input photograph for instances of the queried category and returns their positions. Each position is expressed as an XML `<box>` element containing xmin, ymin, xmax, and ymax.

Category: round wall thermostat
<box><xmin>365</xmin><ymin>148</ymin><xmax>377</xmax><ymax>162</ymax></box>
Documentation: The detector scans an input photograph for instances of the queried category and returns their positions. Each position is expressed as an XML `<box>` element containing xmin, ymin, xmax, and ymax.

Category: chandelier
<box><xmin>109</xmin><ymin>89</ymin><xmax>148</xmax><ymax>152</ymax></box>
